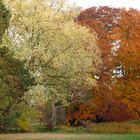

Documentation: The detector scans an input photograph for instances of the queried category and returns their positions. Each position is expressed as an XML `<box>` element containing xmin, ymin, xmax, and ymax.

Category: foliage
<box><xmin>25</xmin><ymin>85</ymin><xmax>48</xmax><ymax>124</ymax></box>
<box><xmin>77</xmin><ymin>6</ymin><xmax>128</xmax><ymax>122</ymax></box>
<box><xmin>16</xmin><ymin>103</ymin><xmax>33</xmax><ymax>132</ymax></box>
<box><xmin>0</xmin><ymin>0</ymin><xmax>33</xmax><ymax>131</ymax></box>
<box><xmin>112</xmin><ymin>9</ymin><xmax>140</xmax><ymax>119</ymax></box>
<box><xmin>0</xmin><ymin>0</ymin><xmax>11</xmax><ymax>43</ymax></box>
<box><xmin>1</xmin><ymin>0</ymin><xmax>139</xmax><ymax>130</ymax></box>
<box><xmin>66</xmin><ymin>104</ymin><xmax>95</xmax><ymax>126</ymax></box>
<box><xmin>4</xmin><ymin>0</ymin><xmax>101</xmax><ymax>104</ymax></box>
<box><xmin>77</xmin><ymin>6</ymin><xmax>140</xmax><ymax>122</ymax></box>
<box><xmin>94</xmin><ymin>95</ymin><xmax>132</xmax><ymax>122</ymax></box>
<box><xmin>0</xmin><ymin>46</ymin><xmax>34</xmax><ymax>131</ymax></box>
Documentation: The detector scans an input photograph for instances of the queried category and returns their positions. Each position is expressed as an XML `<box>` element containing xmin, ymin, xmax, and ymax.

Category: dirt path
<box><xmin>0</xmin><ymin>133</ymin><xmax>94</xmax><ymax>140</ymax></box>
<box><xmin>1</xmin><ymin>133</ymin><xmax>140</xmax><ymax>140</ymax></box>
<box><xmin>0</xmin><ymin>133</ymin><xmax>70</xmax><ymax>140</ymax></box>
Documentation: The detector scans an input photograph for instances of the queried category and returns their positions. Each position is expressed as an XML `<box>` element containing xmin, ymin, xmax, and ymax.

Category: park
<box><xmin>0</xmin><ymin>0</ymin><xmax>140</xmax><ymax>139</ymax></box>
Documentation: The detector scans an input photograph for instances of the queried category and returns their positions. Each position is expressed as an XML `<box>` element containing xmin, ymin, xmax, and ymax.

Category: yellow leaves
<box><xmin>3</xmin><ymin>0</ymin><xmax>101</xmax><ymax>103</ymax></box>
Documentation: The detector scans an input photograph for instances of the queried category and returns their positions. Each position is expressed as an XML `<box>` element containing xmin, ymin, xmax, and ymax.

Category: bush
<box><xmin>16</xmin><ymin>116</ymin><xmax>30</xmax><ymax>132</ymax></box>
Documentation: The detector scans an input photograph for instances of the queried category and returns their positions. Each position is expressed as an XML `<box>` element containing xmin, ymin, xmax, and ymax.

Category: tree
<box><xmin>77</xmin><ymin>6</ymin><xmax>129</xmax><ymax>122</ymax></box>
<box><xmin>112</xmin><ymin>9</ymin><xmax>140</xmax><ymax>119</ymax></box>
<box><xmin>0</xmin><ymin>0</ymin><xmax>34</xmax><ymax>131</ymax></box>
<box><xmin>0</xmin><ymin>47</ymin><xmax>34</xmax><ymax>131</ymax></box>
<box><xmin>4</xmin><ymin>0</ymin><xmax>101</xmax><ymax>104</ymax></box>
<box><xmin>78</xmin><ymin>6</ymin><xmax>140</xmax><ymax>121</ymax></box>
<box><xmin>3</xmin><ymin>0</ymin><xmax>101</xmax><ymax>128</ymax></box>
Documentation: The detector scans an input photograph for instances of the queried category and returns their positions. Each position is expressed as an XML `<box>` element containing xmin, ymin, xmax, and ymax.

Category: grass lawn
<box><xmin>1</xmin><ymin>121</ymin><xmax>140</xmax><ymax>140</ymax></box>
<box><xmin>35</xmin><ymin>121</ymin><xmax>140</xmax><ymax>134</ymax></box>
<box><xmin>1</xmin><ymin>134</ymin><xmax>140</xmax><ymax>140</ymax></box>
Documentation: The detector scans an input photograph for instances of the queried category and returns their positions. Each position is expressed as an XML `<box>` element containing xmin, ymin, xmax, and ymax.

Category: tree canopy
<box><xmin>4</xmin><ymin>0</ymin><xmax>101</xmax><ymax>103</ymax></box>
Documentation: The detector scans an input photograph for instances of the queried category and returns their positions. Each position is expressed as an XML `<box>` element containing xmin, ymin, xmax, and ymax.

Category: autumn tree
<box><xmin>77</xmin><ymin>6</ymin><xmax>140</xmax><ymax>122</ymax></box>
<box><xmin>4</xmin><ymin>0</ymin><xmax>100</xmax><ymax>103</ymax></box>
<box><xmin>3</xmin><ymin>0</ymin><xmax>101</xmax><ymax>128</ymax></box>
<box><xmin>112</xmin><ymin>9</ymin><xmax>140</xmax><ymax>119</ymax></box>
<box><xmin>77</xmin><ymin>6</ymin><xmax>130</xmax><ymax>122</ymax></box>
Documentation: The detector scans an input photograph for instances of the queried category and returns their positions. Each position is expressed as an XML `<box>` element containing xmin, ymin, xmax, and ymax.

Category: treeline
<box><xmin>0</xmin><ymin>0</ymin><xmax>139</xmax><ymax>131</ymax></box>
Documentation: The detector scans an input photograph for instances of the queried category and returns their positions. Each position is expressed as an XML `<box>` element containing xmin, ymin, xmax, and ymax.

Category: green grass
<box><xmin>33</xmin><ymin>121</ymin><xmax>140</xmax><ymax>134</ymax></box>
<box><xmin>35</xmin><ymin>134</ymin><xmax>140</xmax><ymax>140</ymax></box>
<box><xmin>1</xmin><ymin>121</ymin><xmax>140</xmax><ymax>140</ymax></box>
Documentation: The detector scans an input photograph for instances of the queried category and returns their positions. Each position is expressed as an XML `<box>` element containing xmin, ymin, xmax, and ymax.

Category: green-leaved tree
<box><xmin>0</xmin><ymin>0</ymin><xmax>34</xmax><ymax>131</ymax></box>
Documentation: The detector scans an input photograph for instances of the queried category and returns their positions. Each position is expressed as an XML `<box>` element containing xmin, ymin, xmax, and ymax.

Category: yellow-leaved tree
<box><xmin>3</xmin><ymin>0</ymin><xmax>101</xmax><ymax>128</ymax></box>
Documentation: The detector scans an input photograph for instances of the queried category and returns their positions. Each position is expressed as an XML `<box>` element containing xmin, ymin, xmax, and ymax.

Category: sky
<box><xmin>70</xmin><ymin>0</ymin><xmax>140</xmax><ymax>10</ymax></box>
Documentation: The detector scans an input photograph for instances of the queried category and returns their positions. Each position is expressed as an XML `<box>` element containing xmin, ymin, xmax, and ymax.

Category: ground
<box><xmin>1</xmin><ymin>134</ymin><xmax>140</xmax><ymax>140</ymax></box>
<box><xmin>1</xmin><ymin>122</ymin><xmax>140</xmax><ymax>140</ymax></box>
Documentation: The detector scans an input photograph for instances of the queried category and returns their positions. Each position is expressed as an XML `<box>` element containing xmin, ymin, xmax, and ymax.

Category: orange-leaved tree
<box><xmin>112</xmin><ymin>8</ymin><xmax>140</xmax><ymax>119</ymax></box>
<box><xmin>77</xmin><ymin>6</ymin><xmax>130</xmax><ymax>122</ymax></box>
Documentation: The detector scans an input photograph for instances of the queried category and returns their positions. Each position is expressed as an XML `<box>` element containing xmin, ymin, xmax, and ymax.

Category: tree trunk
<box><xmin>44</xmin><ymin>101</ymin><xmax>56</xmax><ymax>130</ymax></box>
